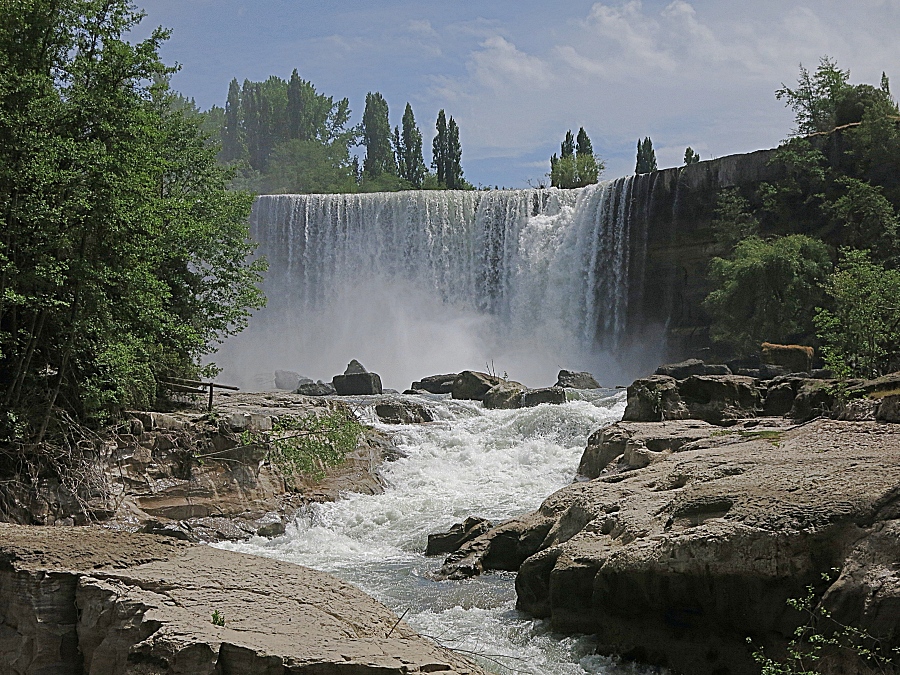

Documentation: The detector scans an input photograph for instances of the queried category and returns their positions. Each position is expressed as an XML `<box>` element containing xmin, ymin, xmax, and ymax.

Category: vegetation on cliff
<box><xmin>705</xmin><ymin>57</ymin><xmax>900</xmax><ymax>377</ymax></box>
<box><xmin>0</xmin><ymin>3</ymin><xmax>264</xmax><ymax>455</ymax></box>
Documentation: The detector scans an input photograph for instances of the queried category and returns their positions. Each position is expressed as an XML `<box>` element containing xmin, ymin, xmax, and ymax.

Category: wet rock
<box><xmin>410</xmin><ymin>373</ymin><xmax>458</xmax><ymax>394</ymax></box>
<box><xmin>762</xmin><ymin>378</ymin><xmax>798</xmax><ymax>416</ymax></box>
<box><xmin>555</xmin><ymin>370</ymin><xmax>600</xmax><ymax>389</ymax></box>
<box><xmin>483</xmin><ymin>382</ymin><xmax>526</xmax><ymax>409</ymax></box>
<box><xmin>451</xmin><ymin>371</ymin><xmax>503</xmax><ymax>401</ymax></box>
<box><xmin>678</xmin><ymin>374</ymin><xmax>762</xmax><ymax>424</ymax></box>
<box><xmin>425</xmin><ymin>517</ymin><xmax>494</xmax><ymax>556</ymax></box>
<box><xmin>522</xmin><ymin>386</ymin><xmax>567</xmax><ymax>407</ymax></box>
<box><xmin>375</xmin><ymin>399</ymin><xmax>434</xmax><ymax>424</ymax></box>
<box><xmin>296</xmin><ymin>380</ymin><xmax>336</xmax><ymax>396</ymax></box>
<box><xmin>655</xmin><ymin>359</ymin><xmax>731</xmax><ymax>379</ymax></box>
<box><xmin>789</xmin><ymin>379</ymin><xmax>838</xmax><ymax>421</ymax></box>
<box><xmin>333</xmin><ymin>361</ymin><xmax>383</xmax><ymax>396</ymax></box>
<box><xmin>623</xmin><ymin>375</ymin><xmax>689</xmax><ymax>422</ymax></box>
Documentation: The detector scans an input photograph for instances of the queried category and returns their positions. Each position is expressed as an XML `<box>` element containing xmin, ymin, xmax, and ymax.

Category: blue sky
<box><xmin>132</xmin><ymin>0</ymin><xmax>900</xmax><ymax>187</ymax></box>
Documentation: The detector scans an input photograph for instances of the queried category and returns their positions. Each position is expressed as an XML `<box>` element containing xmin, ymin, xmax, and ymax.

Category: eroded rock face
<box><xmin>555</xmin><ymin>370</ymin><xmax>601</xmax><ymax>389</ymax></box>
<box><xmin>483</xmin><ymin>382</ymin><xmax>527</xmax><ymax>410</ymax></box>
<box><xmin>0</xmin><ymin>525</ymin><xmax>485</xmax><ymax>675</ymax></box>
<box><xmin>437</xmin><ymin>419</ymin><xmax>900</xmax><ymax>675</ymax></box>
<box><xmin>426</xmin><ymin>517</ymin><xmax>494</xmax><ymax>556</ymax></box>
<box><xmin>375</xmin><ymin>399</ymin><xmax>434</xmax><ymax>424</ymax></box>
<box><xmin>522</xmin><ymin>387</ymin><xmax>568</xmax><ymax>407</ymax></box>
<box><xmin>622</xmin><ymin>375</ymin><xmax>689</xmax><ymax>422</ymax></box>
<box><xmin>333</xmin><ymin>361</ymin><xmax>383</xmax><ymax>396</ymax></box>
<box><xmin>451</xmin><ymin>371</ymin><xmax>504</xmax><ymax>401</ymax></box>
<box><xmin>655</xmin><ymin>359</ymin><xmax>731</xmax><ymax>379</ymax></box>
<box><xmin>410</xmin><ymin>373</ymin><xmax>458</xmax><ymax>395</ymax></box>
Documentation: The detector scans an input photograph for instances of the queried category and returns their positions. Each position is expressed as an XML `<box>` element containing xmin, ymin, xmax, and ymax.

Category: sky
<box><xmin>131</xmin><ymin>0</ymin><xmax>900</xmax><ymax>188</ymax></box>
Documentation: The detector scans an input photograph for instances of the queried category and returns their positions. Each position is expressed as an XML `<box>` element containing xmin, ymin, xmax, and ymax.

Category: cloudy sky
<box><xmin>132</xmin><ymin>0</ymin><xmax>900</xmax><ymax>187</ymax></box>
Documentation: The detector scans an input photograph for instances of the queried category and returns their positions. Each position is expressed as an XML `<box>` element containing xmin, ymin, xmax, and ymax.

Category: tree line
<box><xmin>209</xmin><ymin>73</ymin><xmax>469</xmax><ymax>193</ymax></box>
<box><xmin>702</xmin><ymin>57</ymin><xmax>900</xmax><ymax>378</ymax></box>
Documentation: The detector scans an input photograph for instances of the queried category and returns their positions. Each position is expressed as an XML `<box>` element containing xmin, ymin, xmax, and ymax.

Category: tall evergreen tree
<box><xmin>684</xmin><ymin>146</ymin><xmax>700</xmax><ymax>165</ymax></box>
<box><xmin>432</xmin><ymin>109</ymin><xmax>448</xmax><ymax>186</ymax></box>
<box><xmin>398</xmin><ymin>103</ymin><xmax>426</xmax><ymax>188</ymax></box>
<box><xmin>446</xmin><ymin>116</ymin><xmax>464</xmax><ymax>189</ymax></box>
<box><xmin>362</xmin><ymin>91</ymin><xmax>395</xmax><ymax>178</ymax></box>
<box><xmin>576</xmin><ymin>127</ymin><xmax>593</xmax><ymax>158</ymax></box>
<box><xmin>221</xmin><ymin>78</ymin><xmax>243</xmax><ymax>162</ymax></box>
<box><xmin>561</xmin><ymin>129</ymin><xmax>575</xmax><ymax>158</ymax></box>
<box><xmin>636</xmin><ymin>136</ymin><xmax>657</xmax><ymax>174</ymax></box>
<box><xmin>551</xmin><ymin>127</ymin><xmax>603</xmax><ymax>188</ymax></box>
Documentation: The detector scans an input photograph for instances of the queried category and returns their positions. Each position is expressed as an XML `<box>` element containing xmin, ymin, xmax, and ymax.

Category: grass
<box><xmin>713</xmin><ymin>428</ymin><xmax>784</xmax><ymax>445</ymax></box>
<box><xmin>868</xmin><ymin>387</ymin><xmax>900</xmax><ymax>400</ymax></box>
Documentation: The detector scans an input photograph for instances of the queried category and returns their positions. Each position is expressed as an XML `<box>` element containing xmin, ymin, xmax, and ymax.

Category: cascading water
<box><xmin>218</xmin><ymin>391</ymin><xmax>665</xmax><ymax>675</ymax></box>
<box><xmin>214</xmin><ymin>179</ymin><xmax>648</xmax><ymax>390</ymax></box>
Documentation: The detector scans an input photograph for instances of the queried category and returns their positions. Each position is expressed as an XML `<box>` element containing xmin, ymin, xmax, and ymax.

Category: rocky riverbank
<box><xmin>435</xmin><ymin>371</ymin><xmax>900</xmax><ymax>675</ymax></box>
<box><xmin>0</xmin><ymin>524</ymin><xmax>485</xmax><ymax>675</ymax></box>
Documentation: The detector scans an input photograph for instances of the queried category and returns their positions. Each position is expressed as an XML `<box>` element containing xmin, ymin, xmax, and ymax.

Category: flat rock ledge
<box><xmin>0</xmin><ymin>524</ymin><xmax>484</xmax><ymax>675</ymax></box>
<box><xmin>437</xmin><ymin>418</ymin><xmax>900</xmax><ymax>675</ymax></box>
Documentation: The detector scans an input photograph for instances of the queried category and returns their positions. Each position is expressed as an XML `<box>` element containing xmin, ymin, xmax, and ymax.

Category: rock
<box><xmin>847</xmin><ymin>371</ymin><xmax>900</xmax><ymax>398</ymax></box>
<box><xmin>295</xmin><ymin>380</ymin><xmax>336</xmax><ymax>396</ymax></box>
<box><xmin>425</xmin><ymin>517</ymin><xmax>494</xmax><ymax>556</ymax></box>
<box><xmin>622</xmin><ymin>375</ymin><xmax>689</xmax><ymax>422</ymax></box>
<box><xmin>0</xmin><ymin>525</ymin><xmax>485</xmax><ymax>675</ymax></box>
<box><xmin>274</xmin><ymin>370</ymin><xmax>311</xmax><ymax>391</ymax></box>
<box><xmin>439</xmin><ymin>418</ymin><xmax>900</xmax><ymax>675</ymax></box>
<box><xmin>451</xmin><ymin>371</ymin><xmax>503</xmax><ymax>401</ymax></box>
<box><xmin>333</xmin><ymin>361</ymin><xmax>383</xmax><ymax>396</ymax></box>
<box><xmin>555</xmin><ymin>370</ymin><xmax>600</xmax><ymax>389</ymax></box>
<box><xmin>789</xmin><ymin>378</ymin><xmax>838</xmax><ymax>421</ymax></box>
<box><xmin>655</xmin><ymin>359</ymin><xmax>731</xmax><ymax>379</ymax></box>
<box><xmin>522</xmin><ymin>387</ymin><xmax>567</xmax><ymax>407</ymax></box>
<box><xmin>761</xmin><ymin>378</ymin><xmax>798</xmax><ymax>416</ymax></box>
<box><xmin>876</xmin><ymin>394</ymin><xmax>900</xmax><ymax>422</ymax></box>
<box><xmin>410</xmin><ymin>373</ymin><xmax>458</xmax><ymax>394</ymax></box>
<box><xmin>678</xmin><ymin>374</ymin><xmax>762</xmax><ymax>424</ymax></box>
<box><xmin>375</xmin><ymin>399</ymin><xmax>434</xmax><ymax>424</ymax></box>
<box><xmin>761</xmin><ymin>342</ymin><xmax>813</xmax><ymax>374</ymax></box>
<box><xmin>483</xmin><ymin>382</ymin><xmax>526</xmax><ymax>409</ymax></box>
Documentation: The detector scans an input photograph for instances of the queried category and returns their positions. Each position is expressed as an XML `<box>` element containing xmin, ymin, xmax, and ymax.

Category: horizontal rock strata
<box><xmin>437</xmin><ymin>418</ymin><xmax>900</xmax><ymax>675</ymax></box>
<box><xmin>0</xmin><ymin>524</ymin><xmax>484</xmax><ymax>675</ymax></box>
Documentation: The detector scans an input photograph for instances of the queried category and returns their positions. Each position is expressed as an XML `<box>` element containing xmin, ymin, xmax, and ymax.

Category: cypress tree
<box><xmin>446</xmin><ymin>116</ymin><xmax>464</xmax><ymax>189</ymax></box>
<box><xmin>561</xmin><ymin>129</ymin><xmax>575</xmax><ymax>158</ymax></box>
<box><xmin>400</xmin><ymin>103</ymin><xmax>426</xmax><ymax>188</ymax></box>
<box><xmin>362</xmin><ymin>92</ymin><xmax>396</xmax><ymax>178</ymax></box>
<box><xmin>684</xmin><ymin>146</ymin><xmax>700</xmax><ymax>165</ymax></box>
<box><xmin>432</xmin><ymin>109</ymin><xmax>448</xmax><ymax>186</ymax></box>
<box><xmin>221</xmin><ymin>78</ymin><xmax>243</xmax><ymax>162</ymax></box>
<box><xmin>636</xmin><ymin>136</ymin><xmax>657</xmax><ymax>174</ymax></box>
<box><xmin>576</xmin><ymin>127</ymin><xmax>593</xmax><ymax>158</ymax></box>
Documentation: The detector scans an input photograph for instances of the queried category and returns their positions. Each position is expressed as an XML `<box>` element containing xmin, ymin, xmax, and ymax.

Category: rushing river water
<box><xmin>218</xmin><ymin>391</ymin><xmax>658</xmax><ymax>675</ymax></box>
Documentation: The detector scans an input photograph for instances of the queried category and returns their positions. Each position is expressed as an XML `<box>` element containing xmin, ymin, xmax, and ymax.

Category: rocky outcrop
<box><xmin>410</xmin><ymin>373</ymin><xmax>458</xmax><ymax>395</ymax></box>
<box><xmin>333</xmin><ymin>360</ymin><xmax>383</xmax><ymax>395</ymax></box>
<box><xmin>655</xmin><ymin>359</ymin><xmax>731</xmax><ymax>379</ymax></box>
<box><xmin>436</xmin><ymin>418</ymin><xmax>900</xmax><ymax>675</ymax></box>
<box><xmin>0</xmin><ymin>524</ymin><xmax>484</xmax><ymax>675</ymax></box>
<box><xmin>295</xmin><ymin>380</ymin><xmax>336</xmax><ymax>396</ymax></box>
<box><xmin>555</xmin><ymin>370</ymin><xmax>601</xmax><ymax>389</ymax></box>
<box><xmin>482</xmin><ymin>381</ymin><xmax>527</xmax><ymax>410</ymax></box>
<box><xmin>425</xmin><ymin>517</ymin><xmax>494</xmax><ymax>556</ymax></box>
<box><xmin>375</xmin><ymin>399</ymin><xmax>434</xmax><ymax>424</ymax></box>
<box><xmin>451</xmin><ymin>371</ymin><xmax>504</xmax><ymax>401</ymax></box>
<box><xmin>622</xmin><ymin>375</ymin><xmax>689</xmax><ymax>422</ymax></box>
<box><xmin>522</xmin><ymin>387</ymin><xmax>568</xmax><ymax>407</ymax></box>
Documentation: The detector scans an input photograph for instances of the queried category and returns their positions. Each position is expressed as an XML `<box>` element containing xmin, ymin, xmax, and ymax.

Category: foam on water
<box><xmin>216</xmin><ymin>391</ymin><xmax>663</xmax><ymax>674</ymax></box>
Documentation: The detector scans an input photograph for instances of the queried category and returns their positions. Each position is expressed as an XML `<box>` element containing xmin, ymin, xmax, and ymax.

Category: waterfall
<box><xmin>217</xmin><ymin>179</ymin><xmax>645</xmax><ymax>390</ymax></box>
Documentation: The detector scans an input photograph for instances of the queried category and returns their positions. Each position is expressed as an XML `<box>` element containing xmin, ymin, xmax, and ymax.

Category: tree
<box><xmin>684</xmin><ymin>147</ymin><xmax>700</xmax><ymax>165</ymax></box>
<box><xmin>636</xmin><ymin>136</ymin><xmax>657</xmax><ymax>174</ymax></box>
<box><xmin>703</xmin><ymin>235</ymin><xmax>832</xmax><ymax>354</ymax></box>
<box><xmin>815</xmin><ymin>249</ymin><xmax>900</xmax><ymax>378</ymax></box>
<box><xmin>446</xmin><ymin>116</ymin><xmax>465</xmax><ymax>189</ymax></box>
<box><xmin>221</xmin><ymin>78</ymin><xmax>243</xmax><ymax>162</ymax></box>
<box><xmin>550</xmin><ymin>127</ymin><xmax>604</xmax><ymax>188</ymax></box>
<box><xmin>0</xmin><ymin>0</ymin><xmax>265</xmax><ymax>450</ymax></box>
<box><xmin>776</xmin><ymin>56</ymin><xmax>851</xmax><ymax>136</ymax></box>
<box><xmin>361</xmin><ymin>91</ymin><xmax>396</xmax><ymax>179</ymax></box>
<box><xmin>432</xmin><ymin>109</ymin><xmax>448</xmax><ymax>186</ymax></box>
<box><xmin>710</xmin><ymin>189</ymin><xmax>759</xmax><ymax>249</ymax></box>
<box><xmin>396</xmin><ymin>103</ymin><xmax>426</xmax><ymax>188</ymax></box>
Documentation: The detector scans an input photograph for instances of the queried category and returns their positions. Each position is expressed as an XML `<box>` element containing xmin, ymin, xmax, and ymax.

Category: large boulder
<box><xmin>522</xmin><ymin>387</ymin><xmax>568</xmax><ymax>407</ymax></box>
<box><xmin>374</xmin><ymin>399</ymin><xmax>434</xmax><ymax>424</ymax></box>
<box><xmin>761</xmin><ymin>377</ymin><xmax>800</xmax><ymax>416</ymax></box>
<box><xmin>622</xmin><ymin>375</ymin><xmax>689</xmax><ymax>422</ymax></box>
<box><xmin>332</xmin><ymin>361</ymin><xmax>383</xmax><ymax>396</ymax></box>
<box><xmin>555</xmin><ymin>370</ymin><xmax>600</xmax><ymax>389</ymax></box>
<box><xmin>451</xmin><ymin>371</ymin><xmax>503</xmax><ymax>401</ymax></box>
<box><xmin>655</xmin><ymin>359</ymin><xmax>731</xmax><ymax>379</ymax></box>
<box><xmin>761</xmin><ymin>342</ymin><xmax>813</xmax><ymax>374</ymax></box>
<box><xmin>425</xmin><ymin>517</ymin><xmax>494</xmax><ymax>556</ymax></box>
<box><xmin>438</xmin><ymin>418</ymin><xmax>900</xmax><ymax>675</ymax></box>
<box><xmin>678</xmin><ymin>375</ymin><xmax>762</xmax><ymax>424</ymax></box>
<box><xmin>878</xmin><ymin>395</ymin><xmax>900</xmax><ymax>422</ymax></box>
<box><xmin>296</xmin><ymin>380</ymin><xmax>336</xmax><ymax>396</ymax></box>
<box><xmin>483</xmin><ymin>382</ymin><xmax>526</xmax><ymax>410</ymax></box>
<box><xmin>409</xmin><ymin>373</ymin><xmax>458</xmax><ymax>395</ymax></box>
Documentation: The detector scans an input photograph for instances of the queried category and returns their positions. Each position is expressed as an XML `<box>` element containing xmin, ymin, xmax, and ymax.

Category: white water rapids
<box><xmin>217</xmin><ymin>391</ymin><xmax>660</xmax><ymax>674</ymax></box>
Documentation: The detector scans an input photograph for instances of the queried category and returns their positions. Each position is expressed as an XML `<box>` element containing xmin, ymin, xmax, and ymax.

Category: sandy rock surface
<box><xmin>438</xmin><ymin>418</ymin><xmax>900</xmax><ymax>675</ymax></box>
<box><xmin>0</xmin><ymin>524</ymin><xmax>485</xmax><ymax>675</ymax></box>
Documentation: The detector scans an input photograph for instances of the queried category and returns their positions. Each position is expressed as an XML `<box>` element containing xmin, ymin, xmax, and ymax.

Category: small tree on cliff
<box><xmin>550</xmin><ymin>127</ymin><xmax>604</xmax><ymax>188</ymax></box>
<box><xmin>636</xmin><ymin>136</ymin><xmax>657</xmax><ymax>174</ymax></box>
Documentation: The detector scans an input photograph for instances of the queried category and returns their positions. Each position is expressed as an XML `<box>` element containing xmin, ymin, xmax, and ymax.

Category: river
<box><xmin>217</xmin><ymin>390</ymin><xmax>661</xmax><ymax>674</ymax></box>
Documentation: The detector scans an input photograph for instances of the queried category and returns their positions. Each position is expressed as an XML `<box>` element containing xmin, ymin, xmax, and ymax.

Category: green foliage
<box><xmin>776</xmin><ymin>56</ymin><xmax>851</xmax><ymax>136</ymax></box>
<box><xmin>0</xmin><ymin>1</ymin><xmax>265</xmax><ymax>441</ymax></box>
<box><xmin>550</xmin><ymin>127</ymin><xmax>604</xmax><ymax>188</ymax></box>
<box><xmin>750</xmin><ymin>573</ymin><xmax>900</xmax><ymax>674</ymax></box>
<box><xmin>362</xmin><ymin>91</ymin><xmax>396</xmax><ymax>179</ymax></box>
<box><xmin>211</xmin><ymin>610</ymin><xmax>226</xmax><ymax>627</ymax></box>
<box><xmin>243</xmin><ymin>410</ymin><xmax>364</xmax><ymax>480</ymax></box>
<box><xmin>684</xmin><ymin>147</ymin><xmax>700</xmax><ymax>165</ymax></box>
<box><xmin>815</xmin><ymin>249</ymin><xmax>900</xmax><ymax>378</ymax></box>
<box><xmin>431</xmin><ymin>110</ymin><xmax>468</xmax><ymax>189</ymax></box>
<box><xmin>703</xmin><ymin>236</ymin><xmax>832</xmax><ymax>354</ymax></box>
<box><xmin>263</xmin><ymin>139</ymin><xmax>357</xmax><ymax>194</ymax></box>
<box><xmin>711</xmin><ymin>189</ymin><xmax>760</xmax><ymax>249</ymax></box>
<box><xmin>635</xmin><ymin>136</ymin><xmax>657</xmax><ymax>174</ymax></box>
<box><xmin>827</xmin><ymin>177</ymin><xmax>899</xmax><ymax>263</ymax></box>
<box><xmin>395</xmin><ymin>103</ymin><xmax>426</xmax><ymax>188</ymax></box>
